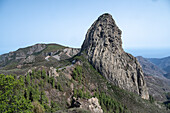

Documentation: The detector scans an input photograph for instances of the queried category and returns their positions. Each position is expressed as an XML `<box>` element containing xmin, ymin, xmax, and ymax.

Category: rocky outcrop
<box><xmin>49</xmin><ymin>67</ymin><xmax>59</xmax><ymax>77</ymax></box>
<box><xmin>81</xmin><ymin>13</ymin><xmax>149</xmax><ymax>99</ymax></box>
<box><xmin>87</xmin><ymin>97</ymin><xmax>103</xmax><ymax>113</ymax></box>
<box><xmin>51</xmin><ymin>48</ymin><xmax>80</xmax><ymax>61</ymax></box>
<box><xmin>71</xmin><ymin>97</ymin><xmax>103</xmax><ymax>113</ymax></box>
<box><xmin>23</xmin><ymin>55</ymin><xmax>35</xmax><ymax>63</ymax></box>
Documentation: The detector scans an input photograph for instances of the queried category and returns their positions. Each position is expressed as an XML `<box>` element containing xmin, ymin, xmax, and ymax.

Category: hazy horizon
<box><xmin>1</xmin><ymin>0</ymin><xmax>170</xmax><ymax>58</ymax></box>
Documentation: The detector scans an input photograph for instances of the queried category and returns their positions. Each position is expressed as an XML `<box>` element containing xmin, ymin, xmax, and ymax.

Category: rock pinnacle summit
<box><xmin>81</xmin><ymin>13</ymin><xmax>149</xmax><ymax>99</ymax></box>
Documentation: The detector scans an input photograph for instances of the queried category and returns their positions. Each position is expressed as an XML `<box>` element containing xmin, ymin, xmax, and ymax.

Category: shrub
<box><xmin>51</xmin><ymin>101</ymin><xmax>60</xmax><ymax>112</ymax></box>
<box><xmin>149</xmin><ymin>95</ymin><xmax>154</xmax><ymax>103</ymax></box>
<box><xmin>56</xmin><ymin>82</ymin><xmax>63</xmax><ymax>91</ymax></box>
<box><xmin>72</xmin><ymin>66</ymin><xmax>83</xmax><ymax>83</ymax></box>
<box><xmin>166</xmin><ymin>92</ymin><xmax>170</xmax><ymax>100</ymax></box>
<box><xmin>41</xmin><ymin>69</ymin><xmax>46</xmax><ymax>79</ymax></box>
<box><xmin>32</xmin><ymin>101</ymin><xmax>45</xmax><ymax>113</ymax></box>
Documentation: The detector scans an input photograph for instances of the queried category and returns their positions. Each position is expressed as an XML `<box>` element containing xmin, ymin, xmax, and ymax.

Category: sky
<box><xmin>0</xmin><ymin>0</ymin><xmax>170</xmax><ymax>58</ymax></box>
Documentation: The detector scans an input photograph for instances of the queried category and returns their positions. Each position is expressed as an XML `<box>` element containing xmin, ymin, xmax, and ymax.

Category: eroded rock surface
<box><xmin>72</xmin><ymin>97</ymin><xmax>103</xmax><ymax>113</ymax></box>
<box><xmin>87</xmin><ymin>97</ymin><xmax>103</xmax><ymax>113</ymax></box>
<box><xmin>81</xmin><ymin>13</ymin><xmax>149</xmax><ymax>99</ymax></box>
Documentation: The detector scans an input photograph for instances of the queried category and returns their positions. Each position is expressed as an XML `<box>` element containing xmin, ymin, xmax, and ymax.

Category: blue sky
<box><xmin>0</xmin><ymin>0</ymin><xmax>170</xmax><ymax>58</ymax></box>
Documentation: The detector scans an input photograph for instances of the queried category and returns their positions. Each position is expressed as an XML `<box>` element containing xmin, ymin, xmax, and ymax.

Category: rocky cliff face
<box><xmin>81</xmin><ymin>13</ymin><xmax>149</xmax><ymax>99</ymax></box>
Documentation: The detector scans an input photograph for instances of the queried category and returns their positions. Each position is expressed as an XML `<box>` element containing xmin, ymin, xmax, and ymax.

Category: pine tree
<box><xmin>0</xmin><ymin>74</ymin><xmax>33</xmax><ymax>112</ymax></box>
<box><xmin>51</xmin><ymin>101</ymin><xmax>60</xmax><ymax>113</ymax></box>
<box><xmin>42</xmin><ymin>69</ymin><xmax>46</xmax><ymax>79</ymax></box>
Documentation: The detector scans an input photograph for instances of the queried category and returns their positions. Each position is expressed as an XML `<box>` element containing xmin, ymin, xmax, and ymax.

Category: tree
<box><xmin>0</xmin><ymin>74</ymin><xmax>33</xmax><ymax>113</ymax></box>
<box><xmin>85</xmin><ymin>91</ymin><xmax>91</xmax><ymax>99</ymax></box>
<box><xmin>31</xmin><ymin>69</ymin><xmax>36</xmax><ymax>79</ymax></box>
<box><xmin>57</xmin><ymin>82</ymin><xmax>63</xmax><ymax>91</ymax></box>
<box><xmin>42</xmin><ymin>69</ymin><xmax>46</xmax><ymax>79</ymax></box>
<box><xmin>49</xmin><ymin>77</ymin><xmax>55</xmax><ymax>88</ymax></box>
<box><xmin>166</xmin><ymin>92</ymin><xmax>170</xmax><ymax>100</ymax></box>
<box><xmin>78</xmin><ymin>89</ymin><xmax>83</xmax><ymax>98</ymax></box>
<box><xmin>74</xmin><ymin>89</ymin><xmax>77</xmax><ymax>98</ymax></box>
<box><xmin>39</xmin><ymin>91</ymin><xmax>48</xmax><ymax>105</ymax></box>
<box><xmin>39</xmin><ymin>79</ymin><xmax>44</xmax><ymax>88</ymax></box>
<box><xmin>36</xmin><ymin>70</ymin><xmax>41</xmax><ymax>79</ymax></box>
<box><xmin>149</xmin><ymin>95</ymin><xmax>154</xmax><ymax>103</ymax></box>
<box><xmin>26</xmin><ymin>73</ymin><xmax>31</xmax><ymax>86</ymax></box>
<box><xmin>51</xmin><ymin>101</ymin><xmax>60</xmax><ymax>113</ymax></box>
<box><xmin>72</xmin><ymin>66</ymin><xmax>82</xmax><ymax>81</ymax></box>
<box><xmin>32</xmin><ymin>101</ymin><xmax>45</xmax><ymax>113</ymax></box>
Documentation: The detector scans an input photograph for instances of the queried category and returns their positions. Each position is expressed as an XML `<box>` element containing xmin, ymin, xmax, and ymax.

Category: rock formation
<box><xmin>81</xmin><ymin>13</ymin><xmax>149</xmax><ymax>99</ymax></box>
<box><xmin>87</xmin><ymin>97</ymin><xmax>103</xmax><ymax>113</ymax></box>
<box><xmin>72</xmin><ymin>97</ymin><xmax>103</xmax><ymax>113</ymax></box>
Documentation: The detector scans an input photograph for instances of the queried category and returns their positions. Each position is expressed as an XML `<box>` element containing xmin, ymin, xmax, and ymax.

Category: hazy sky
<box><xmin>0</xmin><ymin>0</ymin><xmax>170</xmax><ymax>58</ymax></box>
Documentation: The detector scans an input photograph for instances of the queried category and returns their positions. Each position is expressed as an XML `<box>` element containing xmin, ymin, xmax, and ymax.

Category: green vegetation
<box><xmin>51</xmin><ymin>101</ymin><xmax>60</xmax><ymax>112</ymax></box>
<box><xmin>149</xmin><ymin>95</ymin><xmax>155</xmax><ymax>103</ymax></box>
<box><xmin>0</xmin><ymin>67</ymin><xmax>65</xmax><ymax>113</ymax></box>
<box><xmin>0</xmin><ymin>53</ymin><xmax>168</xmax><ymax>113</ymax></box>
<box><xmin>71</xmin><ymin>55</ymin><xmax>167</xmax><ymax>113</ymax></box>
<box><xmin>43</xmin><ymin>44</ymin><xmax>65</xmax><ymax>52</ymax></box>
<box><xmin>0</xmin><ymin>74</ymin><xmax>33</xmax><ymax>113</ymax></box>
<box><xmin>56</xmin><ymin>82</ymin><xmax>63</xmax><ymax>91</ymax></box>
<box><xmin>3</xmin><ymin>62</ymin><xmax>18</xmax><ymax>70</ymax></box>
<box><xmin>49</xmin><ymin>76</ymin><xmax>55</xmax><ymax>88</ymax></box>
<box><xmin>73</xmin><ymin>88</ymin><xmax>91</xmax><ymax>99</ymax></box>
<box><xmin>166</xmin><ymin>92</ymin><xmax>170</xmax><ymax>100</ymax></box>
<box><xmin>166</xmin><ymin>103</ymin><xmax>170</xmax><ymax>109</ymax></box>
<box><xmin>72</xmin><ymin>65</ymin><xmax>83</xmax><ymax>83</ymax></box>
<box><xmin>97</xmin><ymin>92</ymin><xmax>129</xmax><ymax>113</ymax></box>
<box><xmin>32</xmin><ymin>101</ymin><xmax>45</xmax><ymax>113</ymax></box>
<box><xmin>70</xmin><ymin>58</ymin><xmax>129</xmax><ymax>113</ymax></box>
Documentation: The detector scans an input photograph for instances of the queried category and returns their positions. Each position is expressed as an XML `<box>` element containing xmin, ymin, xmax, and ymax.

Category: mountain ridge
<box><xmin>136</xmin><ymin>56</ymin><xmax>166</xmax><ymax>78</ymax></box>
<box><xmin>0</xmin><ymin>43</ymin><xmax>80</xmax><ymax>70</ymax></box>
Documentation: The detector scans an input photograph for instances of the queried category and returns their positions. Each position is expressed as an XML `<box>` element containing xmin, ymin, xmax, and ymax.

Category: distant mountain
<box><xmin>148</xmin><ymin>56</ymin><xmax>170</xmax><ymax>79</ymax></box>
<box><xmin>137</xmin><ymin>56</ymin><xmax>170</xmax><ymax>102</ymax></box>
<box><xmin>136</xmin><ymin>56</ymin><xmax>166</xmax><ymax>78</ymax></box>
<box><xmin>148</xmin><ymin>56</ymin><xmax>170</xmax><ymax>71</ymax></box>
<box><xmin>163</xmin><ymin>66</ymin><xmax>170</xmax><ymax>73</ymax></box>
<box><xmin>164</xmin><ymin>73</ymin><xmax>170</xmax><ymax>79</ymax></box>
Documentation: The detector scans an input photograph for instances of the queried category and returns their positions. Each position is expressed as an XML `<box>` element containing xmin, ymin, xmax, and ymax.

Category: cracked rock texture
<box><xmin>81</xmin><ymin>13</ymin><xmax>149</xmax><ymax>99</ymax></box>
<box><xmin>88</xmin><ymin>97</ymin><xmax>103</xmax><ymax>113</ymax></box>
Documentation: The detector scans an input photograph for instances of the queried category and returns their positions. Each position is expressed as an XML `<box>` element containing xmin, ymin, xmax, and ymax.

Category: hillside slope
<box><xmin>0</xmin><ymin>53</ymin><xmax>168</xmax><ymax>113</ymax></box>
<box><xmin>0</xmin><ymin>43</ymin><xmax>79</xmax><ymax>70</ymax></box>
<box><xmin>0</xmin><ymin>13</ymin><xmax>169</xmax><ymax>113</ymax></box>
<box><xmin>136</xmin><ymin>56</ymin><xmax>170</xmax><ymax>102</ymax></box>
